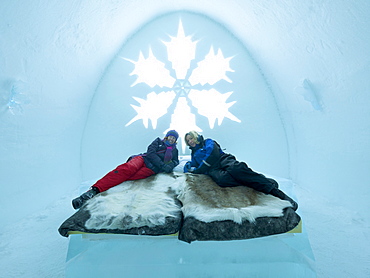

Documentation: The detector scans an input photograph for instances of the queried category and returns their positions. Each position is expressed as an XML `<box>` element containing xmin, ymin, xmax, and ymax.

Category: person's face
<box><xmin>185</xmin><ymin>134</ymin><xmax>197</xmax><ymax>147</ymax></box>
<box><xmin>167</xmin><ymin>135</ymin><xmax>177</xmax><ymax>144</ymax></box>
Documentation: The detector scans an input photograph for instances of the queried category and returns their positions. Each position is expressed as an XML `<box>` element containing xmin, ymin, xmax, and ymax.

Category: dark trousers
<box><xmin>207</xmin><ymin>153</ymin><xmax>277</xmax><ymax>194</ymax></box>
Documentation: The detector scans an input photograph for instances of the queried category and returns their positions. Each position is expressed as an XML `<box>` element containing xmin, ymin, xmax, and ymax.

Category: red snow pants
<box><xmin>92</xmin><ymin>155</ymin><xmax>155</xmax><ymax>193</ymax></box>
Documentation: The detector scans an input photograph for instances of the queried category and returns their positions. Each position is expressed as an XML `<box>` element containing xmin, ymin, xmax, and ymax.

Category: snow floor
<box><xmin>1</xmin><ymin>180</ymin><xmax>369</xmax><ymax>278</ymax></box>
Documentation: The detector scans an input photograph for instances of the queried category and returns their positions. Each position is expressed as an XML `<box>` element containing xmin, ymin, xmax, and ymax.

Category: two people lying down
<box><xmin>72</xmin><ymin>130</ymin><xmax>297</xmax><ymax>211</ymax></box>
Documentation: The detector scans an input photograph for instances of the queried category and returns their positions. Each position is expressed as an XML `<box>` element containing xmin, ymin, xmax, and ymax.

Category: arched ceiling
<box><xmin>1</xmin><ymin>0</ymin><xmax>369</xmax><ymax>226</ymax></box>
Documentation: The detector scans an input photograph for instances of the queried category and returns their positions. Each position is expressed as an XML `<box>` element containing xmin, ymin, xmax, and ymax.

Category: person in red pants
<box><xmin>72</xmin><ymin>130</ymin><xmax>179</xmax><ymax>209</ymax></box>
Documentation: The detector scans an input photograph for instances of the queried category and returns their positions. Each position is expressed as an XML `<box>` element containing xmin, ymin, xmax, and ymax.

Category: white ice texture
<box><xmin>0</xmin><ymin>1</ymin><xmax>369</xmax><ymax>278</ymax></box>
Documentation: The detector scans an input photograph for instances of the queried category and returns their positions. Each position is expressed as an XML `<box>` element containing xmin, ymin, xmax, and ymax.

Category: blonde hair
<box><xmin>184</xmin><ymin>130</ymin><xmax>200</xmax><ymax>146</ymax></box>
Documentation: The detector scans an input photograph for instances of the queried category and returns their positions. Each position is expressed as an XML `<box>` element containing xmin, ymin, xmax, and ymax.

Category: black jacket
<box><xmin>143</xmin><ymin>137</ymin><xmax>179</xmax><ymax>173</ymax></box>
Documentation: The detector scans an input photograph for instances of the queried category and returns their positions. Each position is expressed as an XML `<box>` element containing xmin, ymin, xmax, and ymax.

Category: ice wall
<box><xmin>1</xmin><ymin>0</ymin><xmax>369</xmax><ymax>230</ymax></box>
<box><xmin>81</xmin><ymin>11</ymin><xmax>288</xmax><ymax>181</ymax></box>
<box><xmin>238</xmin><ymin>1</ymin><xmax>370</xmax><ymax>216</ymax></box>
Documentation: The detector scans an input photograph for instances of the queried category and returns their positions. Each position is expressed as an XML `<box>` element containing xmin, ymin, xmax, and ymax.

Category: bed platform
<box><xmin>60</xmin><ymin>170</ymin><xmax>315</xmax><ymax>277</ymax></box>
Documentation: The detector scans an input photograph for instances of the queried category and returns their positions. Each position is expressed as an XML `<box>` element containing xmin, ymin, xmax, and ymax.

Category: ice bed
<box><xmin>59</xmin><ymin>162</ymin><xmax>315</xmax><ymax>277</ymax></box>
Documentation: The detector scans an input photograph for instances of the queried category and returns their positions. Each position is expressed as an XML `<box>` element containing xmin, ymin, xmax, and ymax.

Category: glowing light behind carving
<box><xmin>167</xmin><ymin>97</ymin><xmax>202</xmax><ymax>153</ymax></box>
<box><xmin>124</xmin><ymin>48</ymin><xmax>176</xmax><ymax>88</ymax></box>
<box><xmin>125</xmin><ymin>91</ymin><xmax>176</xmax><ymax>129</ymax></box>
<box><xmin>189</xmin><ymin>46</ymin><xmax>234</xmax><ymax>86</ymax></box>
<box><xmin>189</xmin><ymin>89</ymin><xmax>241</xmax><ymax>129</ymax></box>
<box><xmin>124</xmin><ymin>19</ymin><xmax>241</xmax><ymax>151</ymax></box>
<box><xmin>162</xmin><ymin>20</ymin><xmax>198</xmax><ymax>79</ymax></box>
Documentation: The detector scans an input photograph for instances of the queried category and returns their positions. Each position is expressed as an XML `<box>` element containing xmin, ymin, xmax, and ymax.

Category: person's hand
<box><xmin>162</xmin><ymin>164</ymin><xmax>173</xmax><ymax>173</ymax></box>
<box><xmin>183</xmin><ymin>161</ymin><xmax>192</xmax><ymax>173</ymax></box>
<box><xmin>192</xmin><ymin>167</ymin><xmax>201</xmax><ymax>174</ymax></box>
<box><xmin>184</xmin><ymin>162</ymin><xmax>197</xmax><ymax>173</ymax></box>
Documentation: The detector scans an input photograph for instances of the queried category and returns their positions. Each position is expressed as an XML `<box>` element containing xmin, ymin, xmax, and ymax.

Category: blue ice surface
<box><xmin>65</xmin><ymin>226</ymin><xmax>315</xmax><ymax>278</ymax></box>
<box><xmin>65</xmin><ymin>172</ymin><xmax>315</xmax><ymax>278</ymax></box>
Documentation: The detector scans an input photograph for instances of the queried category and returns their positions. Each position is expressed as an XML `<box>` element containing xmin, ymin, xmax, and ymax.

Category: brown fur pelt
<box><xmin>178</xmin><ymin>173</ymin><xmax>292</xmax><ymax>224</ymax></box>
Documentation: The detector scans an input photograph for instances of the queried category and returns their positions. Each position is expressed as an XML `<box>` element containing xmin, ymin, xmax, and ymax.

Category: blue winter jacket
<box><xmin>187</xmin><ymin>137</ymin><xmax>277</xmax><ymax>193</ymax></box>
<box><xmin>189</xmin><ymin>137</ymin><xmax>224</xmax><ymax>174</ymax></box>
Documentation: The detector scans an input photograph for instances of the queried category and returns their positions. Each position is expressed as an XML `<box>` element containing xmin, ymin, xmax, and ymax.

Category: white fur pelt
<box><xmin>85</xmin><ymin>173</ymin><xmax>186</xmax><ymax>230</ymax></box>
<box><xmin>177</xmin><ymin>174</ymin><xmax>292</xmax><ymax>224</ymax></box>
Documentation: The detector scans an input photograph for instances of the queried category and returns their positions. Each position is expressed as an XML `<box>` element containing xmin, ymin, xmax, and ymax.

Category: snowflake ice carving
<box><xmin>123</xmin><ymin>20</ymin><xmax>241</xmax><ymax>151</ymax></box>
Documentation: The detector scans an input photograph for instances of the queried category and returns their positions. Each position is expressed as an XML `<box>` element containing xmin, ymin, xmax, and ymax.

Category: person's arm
<box><xmin>145</xmin><ymin>138</ymin><xmax>166</xmax><ymax>169</ymax></box>
<box><xmin>184</xmin><ymin>151</ymin><xmax>197</xmax><ymax>173</ymax></box>
<box><xmin>171</xmin><ymin>148</ymin><xmax>179</xmax><ymax>167</ymax></box>
<box><xmin>192</xmin><ymin>139</ymin><xmax>221</xmax><ymax>174</ymax></box>
<box><xmin>162</xmin><ymin>147</ymin><xmax>179</xmax><ymax>173</ymax></box>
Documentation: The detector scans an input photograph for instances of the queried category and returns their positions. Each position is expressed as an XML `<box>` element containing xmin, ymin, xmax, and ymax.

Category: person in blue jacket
<box><xmin>183</xmin><ymin>130</ymin><xmax>298</xmax><ymax>210</ymax></box>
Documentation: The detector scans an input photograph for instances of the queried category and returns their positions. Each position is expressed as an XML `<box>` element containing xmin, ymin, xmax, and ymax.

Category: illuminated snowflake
<box><xmin>123</xmin><ymin>20</ymin><xmax>240</xmax><ymax>152</ymax></box>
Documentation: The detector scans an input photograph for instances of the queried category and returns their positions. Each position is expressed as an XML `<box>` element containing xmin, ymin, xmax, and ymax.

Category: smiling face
<box><xmin>166</xmin><ymin>135</ymin><xmax>177</xmax><ymax>144</ymax></box>
<box><xmin>185</xmin><ymin>134</ymin><xmax>197</xmax><ymax>147</ymax></box>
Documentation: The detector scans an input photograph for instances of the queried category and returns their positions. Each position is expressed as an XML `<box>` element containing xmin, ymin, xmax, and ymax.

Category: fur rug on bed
<box><xmin>178</xmin><ymin>173</ymin><xmax>292</xmax><ymax>224</ymax></box>
<box><xmin>178</xmin><ymin>174</ymin><xmax>300</xmax><ymax>243</ymax></box>
<box><xmin>84</xmin><ymin>173</ymin><xmax>185</xmax><ymax>230</ymax></box>
<box><xmin>58</xmin><ymin>173</ymin><xmax>185</xmax><ymax>237</ymax></box>
<box><xmin>59</xmin><ymin>173</ymin><xmax>300</xmax><ymax>242</ymax></box>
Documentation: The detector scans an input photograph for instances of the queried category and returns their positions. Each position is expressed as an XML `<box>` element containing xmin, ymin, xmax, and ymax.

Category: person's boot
<box><xmin>72</xmin><ymin>187</ymin><xmax>100</xmax><ymax>209</ymax></box>
<box><xmin>269</xmin><ymin>188</ymin><xmax>298</xmax><ymax>211</ymax></box>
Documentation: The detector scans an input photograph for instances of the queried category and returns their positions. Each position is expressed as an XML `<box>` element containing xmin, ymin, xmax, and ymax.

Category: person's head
<box><xmin>185</xmin><ymin>131</ymin><xmax>202</xmax><ymax>147</ymax></box>
<box><xmin>164</xmin><ymin>130</ymin><xmax>179</xmax><ymax>144</ymax></box>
